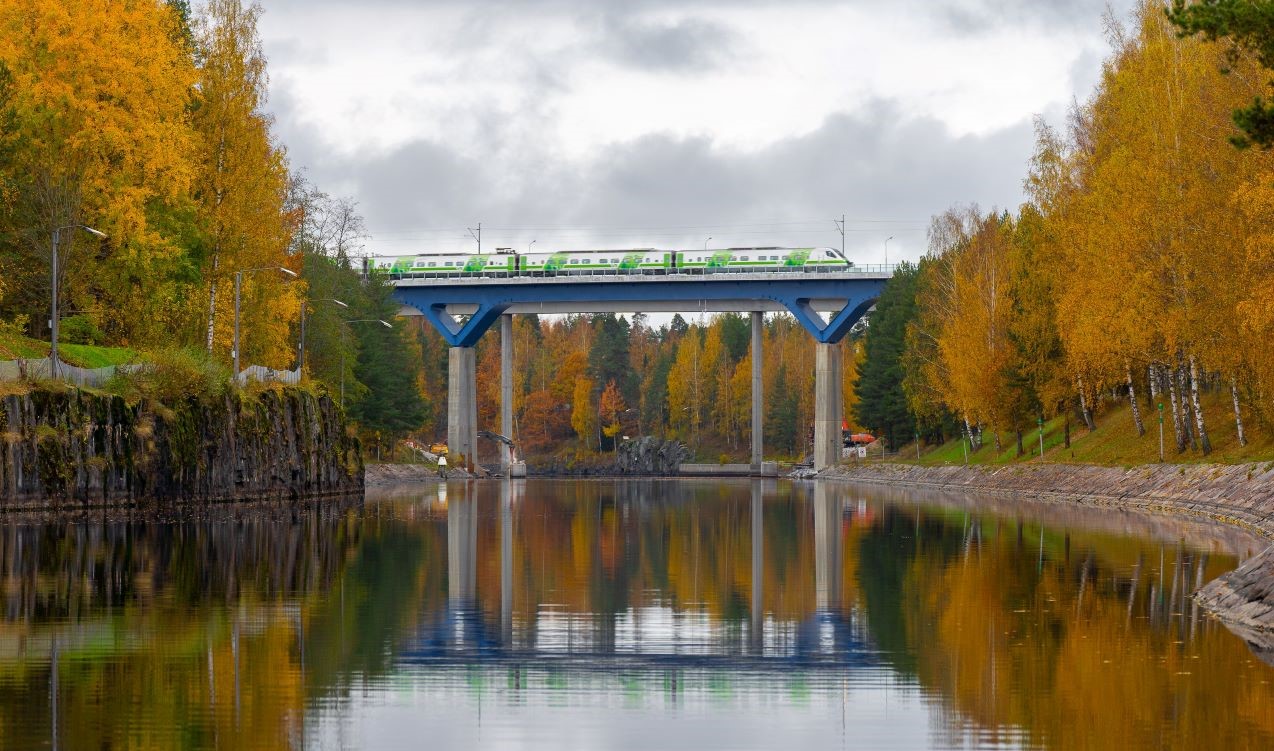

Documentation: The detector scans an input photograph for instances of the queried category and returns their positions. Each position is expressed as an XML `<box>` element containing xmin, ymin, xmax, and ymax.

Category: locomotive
<box><xmin>367</xmin><ymin>246</ymin><xmax>854</xmax><ymax>278</ymax></box>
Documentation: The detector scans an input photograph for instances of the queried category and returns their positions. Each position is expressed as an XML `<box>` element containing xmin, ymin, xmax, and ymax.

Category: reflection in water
<box><xmin>0</xmin><ymin>481</ymin><xmax>1271</xmax><ymax>749</ymax></box>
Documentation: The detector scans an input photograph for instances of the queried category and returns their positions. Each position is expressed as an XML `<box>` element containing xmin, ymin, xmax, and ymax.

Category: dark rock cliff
<box><xmin>0</xmin><ymin>386</ymin><xmax>363</xmax><ymax>508</ymax></box>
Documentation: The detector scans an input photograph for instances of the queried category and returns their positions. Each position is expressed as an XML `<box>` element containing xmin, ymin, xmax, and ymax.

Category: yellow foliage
<box><xmin>0</xmin><ymin>0</ymin><xmax>197</xmax><ymax>342</ymax></box>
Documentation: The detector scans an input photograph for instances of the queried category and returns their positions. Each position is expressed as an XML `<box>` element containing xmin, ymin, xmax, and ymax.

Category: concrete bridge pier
<box><xmin>813</xmin><ymin>341</ymin><xmax>844</xmax><ymax>472</ymax></box>
<box><xmin>448</xmin><ymin>347</ymin><xmax>479</xmax><ymax>473</ymax></box>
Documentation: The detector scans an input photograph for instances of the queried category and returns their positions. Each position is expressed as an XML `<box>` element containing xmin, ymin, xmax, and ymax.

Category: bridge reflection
<box><xmin>399</xmin><ymin>480</ymin><xmax>876</xmax><ymax>672</ymax></box>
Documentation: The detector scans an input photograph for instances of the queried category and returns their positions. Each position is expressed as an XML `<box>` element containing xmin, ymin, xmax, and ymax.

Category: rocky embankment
<box><xmin>0</xmin><ymin>386</ymin><xmax>362</xmax><ymax>508</ymax></box>
<box><xmin>824</xmin><ymin>462</ymin><xmax>1274</xmax><ymax>632</ymax></box>
<box><xmin>365</xmin><ymin>462</ymin><xmax>478</xmax><ymax>486</ymax></box>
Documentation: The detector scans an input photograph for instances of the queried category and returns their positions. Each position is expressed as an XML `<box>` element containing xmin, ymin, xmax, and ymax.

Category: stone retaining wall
<box><xmin>823</xmin><ymin>462</ymin><xmax>1274</xmax><ymax>632</ymax></box>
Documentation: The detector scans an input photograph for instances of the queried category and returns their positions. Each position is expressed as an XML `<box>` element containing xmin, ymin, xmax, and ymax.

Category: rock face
<box><xmin>0</xmin><ymin>386</ymin><xmax>363</xmax><ymax>508</ymax></box>
<box><xmin>615</xmin><ymin>437</ymin><xmax>690</xmax><ymax>475</ymax></box>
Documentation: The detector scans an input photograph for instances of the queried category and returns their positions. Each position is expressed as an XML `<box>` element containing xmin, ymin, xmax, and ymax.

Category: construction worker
<box><xmin>438</xmin><ymin>454</ymin><xmax>448</xmax><ymax>479</ymax></box>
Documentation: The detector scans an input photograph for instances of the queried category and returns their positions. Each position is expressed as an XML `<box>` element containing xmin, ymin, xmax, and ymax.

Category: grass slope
<box><xmin>0</xmin><ymin>330</ymin><xmax>137</xmax><ymax>369</ymax></box>
<box><xmin>903</xmin><ymin>391</ymin><xmax>1270</xmax><ymax>468</ymax></box>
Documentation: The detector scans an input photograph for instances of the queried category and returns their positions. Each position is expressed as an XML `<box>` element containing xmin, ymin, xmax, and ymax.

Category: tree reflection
<box><xmin>0</xmin><ymin>482</ymin><xmax>1272</xmax><ymax>750</ymax></box>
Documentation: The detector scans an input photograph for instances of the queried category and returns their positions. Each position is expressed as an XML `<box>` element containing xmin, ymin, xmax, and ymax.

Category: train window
<box><xmin>428</xmin><ymin>262</ymin><xmax>436</xmax><ymax>267</ymax></box>
<box><xmin>741</xmin><ymin>256</ymin><xmax>749</xmax><ymax>261</ymax></box>
<box><xmin>570</xmin><ymin>259</ymin><xmax>579</xmax><ymax>264</ymax></box>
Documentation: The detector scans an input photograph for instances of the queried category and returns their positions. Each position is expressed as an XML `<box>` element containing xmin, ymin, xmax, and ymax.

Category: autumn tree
<box><xmin>194</xmin><ymin>0</ymin><xmax>299</xmax><ymax>366</ymax></box>
<box><xmin>1168</xmin><ymin>0</ymin><xmax>1274</xmax><ymax>148</ymax></box>
<box><xmin>0</xmin><ymin>0</ymin><xmax>197</xmax><ymax>343</ymax></box>
<box><xmin>599</xmin><ymin>379</ymin><xmax>627</xmax><ymax>450</ymax></box>
<box><xmin>571</xmin><ymin>375</ymin><xmax>597</xmax><ymax>451</ymax></box>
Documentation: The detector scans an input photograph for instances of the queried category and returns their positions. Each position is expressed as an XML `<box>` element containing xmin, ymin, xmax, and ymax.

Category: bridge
<box><xmin>387</xmin><ymin>268</ymin><xmax>892</xmax><ymax>472</ymax></box>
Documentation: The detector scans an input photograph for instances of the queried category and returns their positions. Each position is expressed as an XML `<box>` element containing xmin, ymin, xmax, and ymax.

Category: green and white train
<box><xmin>369</xmin><ymin>247</ymin><xmax>853</xmax><ymax>277</ymax></box>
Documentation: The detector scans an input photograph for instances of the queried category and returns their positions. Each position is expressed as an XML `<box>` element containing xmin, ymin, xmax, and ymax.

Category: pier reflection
<box><xmin>0</xmin><ymin>481</ymin><xmax>1271</xmax><ymax>749</ymax></box>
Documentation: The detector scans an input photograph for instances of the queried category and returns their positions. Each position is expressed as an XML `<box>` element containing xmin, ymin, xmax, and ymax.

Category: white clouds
<box><xmin>255</xmin><ymin>0</ymin><xmax>1136</xmax><ymax>259</ymax></box>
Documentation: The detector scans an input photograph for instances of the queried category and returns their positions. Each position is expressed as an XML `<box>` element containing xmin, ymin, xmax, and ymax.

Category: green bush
<box><xmin>108</xmin><ymin>348</ymin><xmax>231</xmax><ymax>405</ymax></box>
<box><xmin>59</xmin><ymin>315</ymin><xmax>105</xmax><ymax>345</ymax></box>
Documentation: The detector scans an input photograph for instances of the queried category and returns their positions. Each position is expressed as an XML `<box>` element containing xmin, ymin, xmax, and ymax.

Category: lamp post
<box><xmin>1158</xmin><ymin>402</ymin><xmax>1165</xmax><ymax>462</ymax></box>
<box><xmin>339</xmin><ymin>319</ymin><xmax>392</xmax><ymax>407</ymax></box>
<box><xmin>704</xmin><ymin>236</ymin><xmax>712</xmax><ymax>251</ymax></box>
<box><xmin>50</xmin><ymin>224</ymin><xmax>107</xmax><ymax>377</ymax></box>
<box><xmin>884</xmin><ymin>235</ymin><xmax>894</xmax><ymax>268</ymax></box>
<box><xmin>528</xmin><ymin>240</ymin><xmax>537</xmax><ymax>253</ymax></box>
<box><xmin>299</xmin><ymin>298</ymin><xmax>348</xmax><ymax>373</ymax></box>
<box><xmin>233</xmin><ymin>266</ymin><xmax>298</xmax><ymax>378</ymax></box>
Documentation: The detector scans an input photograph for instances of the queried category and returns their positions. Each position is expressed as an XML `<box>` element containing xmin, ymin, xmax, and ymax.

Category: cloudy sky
<box><xmin>257</xmin><ymin>0</ymin><xmax>1138</xmax><ymax>264</ymax></box>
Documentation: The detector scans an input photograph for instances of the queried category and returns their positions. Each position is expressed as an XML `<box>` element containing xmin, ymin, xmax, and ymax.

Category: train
<box><xmin>365</xmin><ymin>246</ymin><xmax>854</xmax><ymax>278</ymax></box>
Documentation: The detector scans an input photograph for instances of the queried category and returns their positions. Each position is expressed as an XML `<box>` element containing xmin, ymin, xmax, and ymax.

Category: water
<box><xmin>0</xmin><ymin>478</ymin><xmax>1272</xmax><ymax>750</ymax></box>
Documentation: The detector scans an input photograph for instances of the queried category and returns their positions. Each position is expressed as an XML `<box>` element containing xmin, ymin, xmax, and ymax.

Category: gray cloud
<box><xmin>594</xmin><ymin>15</ymin><xmax>745</xmax><ymax>73</ymax></box>
<box><xmin>258</xmin><ymin>0</ymin><xmax>1137</xmax><ymax>36</ymax></box>
<box><xmin>282</xmin><ymin>99</ymin><xmax>1033</xmax><ymax>260</ymax></box>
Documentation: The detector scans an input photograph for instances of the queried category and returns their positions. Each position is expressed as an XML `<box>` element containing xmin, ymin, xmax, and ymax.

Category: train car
<box><xmin>520</xmin><ymin>249</ymin><xmax>671</xmax><ymax>274</ymax></box>
<box><xmin>371</xmin><ymin>252</ymin><xmax>517</xmax><ymax>277</ymax></box>
<box><xmin>673</xmin><ymin>247</ymin><xmax>851</xmax><ymax>271</ymax></box>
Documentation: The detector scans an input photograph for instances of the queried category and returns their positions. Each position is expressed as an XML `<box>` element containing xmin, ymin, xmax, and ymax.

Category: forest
<box><xmin>854</xmin><ymin>1</ymin><xmax>1274</xmax><ymax>460</ymax></box>
<box><xmin>0</xmin><ymin>0</ymin><xmax>425</xmax><ymax>447</ymax></box>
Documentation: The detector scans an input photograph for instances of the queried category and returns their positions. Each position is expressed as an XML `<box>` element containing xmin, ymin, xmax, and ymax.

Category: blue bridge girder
<box><xmin>389</xmin><ymin>271</ymin><xmax>890</xmax><ymax>347</ymax></box>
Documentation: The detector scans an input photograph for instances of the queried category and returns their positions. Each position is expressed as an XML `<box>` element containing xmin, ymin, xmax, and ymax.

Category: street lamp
<box><xmin>884</xmin><ymin>235</ymin><xmax>894</xmax><ymax>268</ymax></box>
<box><xmin>233</xmin><ymin>266</ymin><xmax>298</xmax><ymax>377</ymax></box>
<box><xmin>50</xmin><ymin>224</ymin><xmax>107</xmax><ymax>377</ymax></box>
<box><xmin>704</xmin><ymin>236</ymin><xmax>712</xmax><ymax>251</ymax></box>
<box><xmin>298</xmin><ymin>298</ymin><xmax>348</xmax><ymax>373</ymax></box>
<box><xmin>528</xmin><ymin>240</ymin><xmax>537</xmax><ymax>253</ymax></box>
<box><xmin>339</xmin><ymin>318</ymin><xmax>392</xmax><ymax>407</ymax></box>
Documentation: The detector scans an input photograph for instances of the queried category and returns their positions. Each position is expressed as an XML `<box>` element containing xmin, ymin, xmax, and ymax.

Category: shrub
<box><xmin>59</xmin><ymin>315</ymin><xmax>105</xmax><ymax>345</ymax></box>
<box><xmin>108</xmin><ymin>348</ymin><xmax>231</xmax><ymax>405</ymax></box>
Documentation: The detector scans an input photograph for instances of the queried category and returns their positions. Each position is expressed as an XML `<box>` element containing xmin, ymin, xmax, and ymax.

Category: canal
<box><xmin>0</xmin><ymin>478</ymin><xmax>1271</xmax><ymax>749</ymax></box>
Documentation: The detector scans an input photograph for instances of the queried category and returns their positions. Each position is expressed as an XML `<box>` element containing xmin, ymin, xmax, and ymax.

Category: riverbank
<box><xmin>823</xmin><ymin>461</ymin><xmax>1274</xmax><ymax>633</ymax></box>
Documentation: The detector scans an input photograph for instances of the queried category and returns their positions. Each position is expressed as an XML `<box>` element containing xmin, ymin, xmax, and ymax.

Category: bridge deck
<box><xmin>389</xmin><ymin>269</ymin><xmax>891</xmax><ymax>346</ymax></box>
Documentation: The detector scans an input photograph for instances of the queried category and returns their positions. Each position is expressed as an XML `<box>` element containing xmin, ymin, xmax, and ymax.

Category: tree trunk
<box><xmin>1167</xmin><ymin>367</ymin><xmax>1185</xmax><ymax>453</ymax></box>
<box><xmin>1231</xmin><ymin>377</ymin><xmax>1247</xmax><ymax>447</ymax></box>
<box><xmin>1077</xmin><ymin>378</ymin><xmax>1096</xmax><ymax>431</ymax></box>
<box><xmin>1177</xmin><ymin>363</ymin><xmax>1197</xmax><ymax>450</ymax></box>
<box><xmin>205</xmin><ymin>252</ymin><xmax>220</xmax><ymax>353</ymax></box>
<box><xmin>1016</xmin><ymin>429</ymin><xmax>1024</xmax><ymax>457</ymax></box>
<box><xmin>993</xmin><ymin>430</ymin><xmax>1002</xmax><ymax>454</ymax></box>
<box><xmin>1064</xmin><ymin>409</ymin><xmax>1071</xmax><ymax>448</ymax></box>
<box><xmin>964</xmin><ymin>417</ymin><xmax>974</xmax><ymax>452</ymax></box>
<box><xmin>1127</xmin><ymin>363</ymin><xmax>1145</xmax><ymax>437</ymax></box>
<box><xmin>1188</xmin><ymin>356</ymin><xmax>1211</xmax><ymax>455</ymax></box>
<box><xmin>1148</xmin><ymin>364</ymin><xmax>1159</xmax><ymax>401</ymax></box>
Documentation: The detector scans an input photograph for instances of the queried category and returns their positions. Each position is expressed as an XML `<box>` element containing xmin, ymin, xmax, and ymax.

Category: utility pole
<box><xmin>833</xmin><ymin>214</ymin><xmax>845</xmax><ymax>258</ymax></box>
<box><xmin>467</xmin><ymin>223</ymin><xmax>481</xmax><ymax>254</ymax></box>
